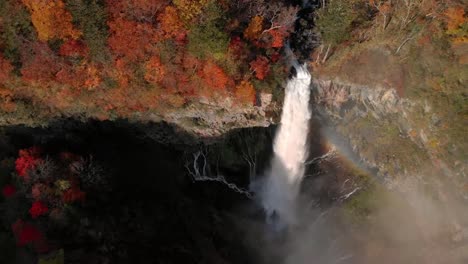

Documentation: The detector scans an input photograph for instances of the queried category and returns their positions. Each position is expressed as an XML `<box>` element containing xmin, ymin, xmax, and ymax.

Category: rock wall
<box><xmin>311</xmin><ymin>78</ymin><xmax>467</xmax><ymax>198</ymax></box>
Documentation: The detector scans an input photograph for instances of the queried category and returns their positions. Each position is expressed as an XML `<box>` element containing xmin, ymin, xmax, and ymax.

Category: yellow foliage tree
<box><xmin>444</xmin><ymin>7</ymin><xmax>467</xmax><ymax>43</ymax></box>
<box><xmin>244</xmin><ymin>16</ymin><xmax>263</xmax><ymax>41</ymax></box>
<box><xmin>173</xmin><ymin>0</ymin><xmax>209</xmax><ymax>22</ymax></box>
<box><xmin>22</xmin><ymin>0</ymin><xmax>81</xmax><ymax>41</ymax></box>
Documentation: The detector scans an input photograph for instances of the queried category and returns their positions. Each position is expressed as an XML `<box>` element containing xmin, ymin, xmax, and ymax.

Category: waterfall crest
<box><xmin>259</xmin><ymin>65</ymin><xmax>312</xmax><ymax>228</ymax></box>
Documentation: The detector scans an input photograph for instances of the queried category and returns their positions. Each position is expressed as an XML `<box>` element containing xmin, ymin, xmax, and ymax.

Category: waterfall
<box><xmin>258</xmin><ymin>65</ymin><xmax>312</xmax><ymax>229</ymax></box>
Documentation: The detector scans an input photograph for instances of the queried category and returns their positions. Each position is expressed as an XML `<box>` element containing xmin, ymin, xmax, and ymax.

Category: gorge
<box><xmin>0</xmin><ymin>0</ymin><xmax>467</xmax><ymax>263</ymax></box>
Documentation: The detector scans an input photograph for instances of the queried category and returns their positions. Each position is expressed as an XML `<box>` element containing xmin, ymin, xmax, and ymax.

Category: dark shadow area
<box><xmin>0</xmin><ymin>119</ymin><xmax>276</xmax><ymax>264</ymax></box>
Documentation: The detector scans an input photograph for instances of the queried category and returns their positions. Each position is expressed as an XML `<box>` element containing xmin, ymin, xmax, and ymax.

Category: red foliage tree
<box><xmin>12</xmin><ymin>219</ymin><xmax>48</xmax><ymax>253</ymax></box>
<box><xmin>2</xmin><ymin>185</ymin><xmax>16</xmax><ymax>198</ymax></box>
<box><xmin>250</xmin><ymin>56</ymin><xmax>270</xmax><ymax>80</ymax></box>
<box><xmin>268</xmin><ymin>28</ymin><xmax>288</xmax><ymax>48</ymax></box>
<box><xmin>15</xmin><ymin>147</ymin><xmax>42</xmax><ymax>180</ymax></box>
<box><xmin>18</xmin><ymin>224</ymin><xmax>43</xmax><ymax>245</ymax></box>
<box><xmin>29</xmin><ymin>201</ymin><xmax>49</xmax><ymax>218</ymax></box>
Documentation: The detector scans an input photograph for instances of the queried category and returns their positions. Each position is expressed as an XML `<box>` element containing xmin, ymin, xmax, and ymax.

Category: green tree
<box><xmin>187</xmin><ymin>2</ymin><xmax>229</xmax><ymax>60</ymax></box>
<box><xmin>0</xmin><ymin>1</ymin><xmax>36</xmax><ymax>72</ymax></box>
<box><xmin>315</xmin><ymin>0</ymin><xmax>356</xmax><ymax>45</ymax></box>
<box><xmin>65</xmin><ymin>0</ymin><xmax>110</xmax><ymax>62</ymax></box>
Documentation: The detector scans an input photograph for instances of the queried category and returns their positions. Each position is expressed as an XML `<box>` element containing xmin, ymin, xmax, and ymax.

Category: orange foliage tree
<box><xmin>250</xmin><ymin>56</ymin><xmax>270</xmax><ymax>80</ymax></box>
<box><xmin>107</xmin><ymin>17</ymin><xmax>158</xmax><ymax>62</ymax></box>
<box><xmin>235</xmin><ymin>80</ymin><xmax>256</xmax><ymax>105</ymax></box>
<box><xmin>244</xmin><ymin>16</ymin><xmax>264</xmax><ymax>41</ymax></box>
<box><xmin>22</xmin><ymin>0</ymin><xmax>81</xmax><ymax>41</ymax></box>
<box><xmin>112</xmin><ymin>58</ymin><xmax>132</xmax><ymax>88</ymax></box>
<box><xmin>445</xmin><ymin>7</ymin><xmax>465</xmax><ymax>31</ymax></box>
<box><xmin>157</xmin><ymin>5</ymin><xmax>186</xmax><ymax>40</ymax></box>
<box><xmin>444</xmin><ymin>7</ymin><xmax>467</xmax><ymax>43</ymax></box>
<box><xmin>0</xmin><ymin>55</ymin><xmax>13</xmax><ymax>84</ymax></box>
<box><xmin>0</xmin><ymin>87</ymin><xmax>16</xmax><ymax>113</ymax></box>
<box><xmin>198</xmin><ymin>61</ymin><xmax>231</xmax><ymax>92</ymax></box>
<box><xmin>268</xmin><ymin>28</ymin><xmax>288</xmax><ymax>48</ymax></box>
<box><xmin>144</xmin><ymin>56</ymin><xmax>165</xmax><ymax>85</ymax></box>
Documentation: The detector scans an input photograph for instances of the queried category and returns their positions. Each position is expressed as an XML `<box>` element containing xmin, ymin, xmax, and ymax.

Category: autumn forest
<box><xmin>0</xmin><ymin>0</ymin><xmax>300</xmax><ymax>119</ymax></box>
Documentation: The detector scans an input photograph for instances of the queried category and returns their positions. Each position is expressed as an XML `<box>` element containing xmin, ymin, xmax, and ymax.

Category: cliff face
<box><xmin>312</xmin><ymin>78</ymin><xmax>464</xmax><ymax>189</ymax></box>
<box><xmin>310</xmin><ymin>77</ymin><xmax>468</xmax><ymax>263</ymax></box>
<box><xmin>311</xmin><ymin>0</ymin><xmax>467</xmax><ymax>199</ymax></box>
<box><xmin>158</xmin><ymin>93</ymin><xmax>279</xmax><ymax>138</ymax></box>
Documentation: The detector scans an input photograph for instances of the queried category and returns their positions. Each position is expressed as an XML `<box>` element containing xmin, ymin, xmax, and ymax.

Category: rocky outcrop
<box><xmin>160</xmin><ymin>93</ymin><xmax>278</xmax><ymax>139</ymax></box>
<box><xmin>311</xmin><ymin>78</ymin><xmax>466</xmax><ymax>198</ymax></box>
<box><xmin>312</xmin><ymin>79</ymin><xmax>406</xmax><ymax>119</ymax></box>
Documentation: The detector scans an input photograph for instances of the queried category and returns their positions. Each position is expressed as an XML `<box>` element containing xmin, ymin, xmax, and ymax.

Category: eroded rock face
<box><xmin>312</xmin><ymin>79</ymin><xmax>405</xmax><ymax>119</ymax></box>
<box><xmin>311</xmin><ymin>78</ymin><xmax>466</xmax><ymax>198</ymax></box>
<box><xmin>0</xmin><ymin>92</ymin><xmax>279</xmax><ymax>145</ymax></box>
<box><xmin>161</xmin><ymin>98</ymin><xmax>278</xmax><ymax>139</ymax></box>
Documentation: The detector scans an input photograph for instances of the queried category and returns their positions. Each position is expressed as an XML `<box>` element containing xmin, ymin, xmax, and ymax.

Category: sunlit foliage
<box><xmin>444</xmin><ymin>7</ymin><xmax>468</xmax><ymax>43</ymax></box>
<box><xmin>0</xmin><ymin>0</ymin><xmax>295</xmax><ymax>118</ymax></box>
<box><xmin>22</xmin><ymin>0</ymin><xmax>81</xmax><ymax>41</ymax></box>
<box><xmin>198</xmin><ymin>60</ymin><xmax>231</xmax><ymax>92</ymax></box>
<box><xmin>173</xmin><ymin>0</ymin><xmax>210</xmax><ymax>23</ymax></box>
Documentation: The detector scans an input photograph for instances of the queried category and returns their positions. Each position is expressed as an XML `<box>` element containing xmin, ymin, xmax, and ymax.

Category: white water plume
<box><xmin>258</xmin><ymin>65</ymin><xmax>312</xmax><ymax>228</ymax></box>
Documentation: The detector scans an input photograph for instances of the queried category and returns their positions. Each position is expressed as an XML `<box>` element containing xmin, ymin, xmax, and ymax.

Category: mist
<box><xmin>247</xmin><ymin>68</ymin><xmax>468</xmax><ymax>264</ymax></box>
